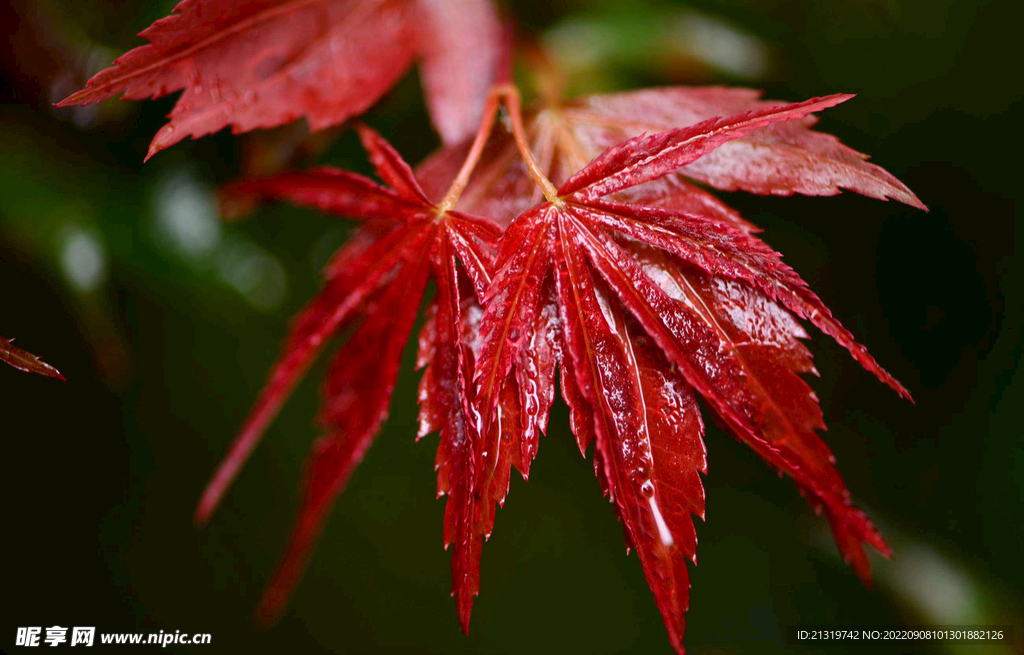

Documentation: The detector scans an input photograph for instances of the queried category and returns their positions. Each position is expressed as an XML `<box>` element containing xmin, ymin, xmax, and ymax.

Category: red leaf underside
<box><xmin>58</xmin><ymin>0</ymin><xmax>500</xmax><ymax>156</ymax></box>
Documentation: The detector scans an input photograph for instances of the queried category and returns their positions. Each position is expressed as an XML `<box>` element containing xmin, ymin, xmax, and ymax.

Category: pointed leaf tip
<box><xmin>457</xmin><ymin>595</ymin><xmax>474</xmax><ymax>635</ymax></box>
<box><xmin>0</xmin><ymin>337</ymin><xmax>65</xmax><ymax>381</ymax></box>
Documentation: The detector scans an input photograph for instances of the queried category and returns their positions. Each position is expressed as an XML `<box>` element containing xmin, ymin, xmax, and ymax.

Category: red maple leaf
<box><xmin>0</xmin><ymin>336</ymin><xmax>65</xmax><ymax>380</ymax></box>
<box><xmin>196</xmin><ymin>121</ymin><xmax>505</xmax><ymax>627</ymax></box>
<box><xmin>470</xmin><ymin>93</ymin><xmax>911</xmax><ymax>652</ymax></box>
<box><xmin>194</xmin><ymin>86</ymin><xmax>919</xmax><ymax>653</ymax></box>
<box><xmin>57</xmin><ymin>0</ymin><xmax>500</xmax><ymax>157</ymax></box>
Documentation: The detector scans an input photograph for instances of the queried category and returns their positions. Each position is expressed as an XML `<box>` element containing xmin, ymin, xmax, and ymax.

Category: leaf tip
<box><xmin>193</xmin><ymin>493</ymin><xmax>215</xmax><ymax>529</ymax></box>
<box><xmin>194</xmin><ymin>460</ymin><xmax>239</xmax><ymax>527</ymax></box>
<box><xmin>0</xmin><ymin>337</ymin><xmax>65</xmax><ymax>380</ymax></box>
<box><xmin>143</xmin><ymin>144</ymin><xmax>161</xmax><ymax>163</ymax></box>
<box><xmin>353</xmin><ymin>121</ymin><xmax>380</xmax><ymax>153</ymax></box>
<box><xmin>41</xmin><ymin>366</ymin><xmax>66</xmax><ymax>382</ymax></box>
<box><xmin>254</xmin><ymin>588</ymin><xmax>287</xmax><ymax>630</ymax></box>
<box><xmin>456</xmin><ymin>594</ymin><xmax>475</xmax><ymax>635</ymax></box>
<box><xmin>907</xmin><ymin>193</ymin><xmax>929</xmax><ymax>212</ymax></box>
<box><xmin>53</xmin><ymin>89</ymin><xmax>87</xmax><ymax>108</ymax></box>
<box><xmin>888</xmin><ymin>377</ymin><xmax>914</xmax><ymax>404</ymax></box>
<box><xmin>669</xmin><ymin>635</ymin><xmax>686</xmax><ymax>655</ymax></box>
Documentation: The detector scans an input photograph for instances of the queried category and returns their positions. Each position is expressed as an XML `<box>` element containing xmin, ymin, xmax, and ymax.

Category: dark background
<box><xmin>1</xmin><ymin>0</ymin><xmax>1020</xmax><ymax>653</ymax></box>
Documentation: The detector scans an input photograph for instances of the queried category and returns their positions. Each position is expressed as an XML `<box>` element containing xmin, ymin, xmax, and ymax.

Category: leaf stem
<box><xmin>437</xmin><ymin>83</ymin><xmax>560</xmax><ymax>212</ymax></box>
<box><xmin>438</xmin><ymin>89</ymin><xmax>503</xmax><ymax>212</ymax></box>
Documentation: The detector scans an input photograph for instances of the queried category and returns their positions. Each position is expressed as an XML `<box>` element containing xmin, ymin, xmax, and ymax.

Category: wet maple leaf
<box><xmin>0</xmin><ymin>336</ymin><xmax>65</xmax><ymax>380</ymax></box>
<box><xmin>195</xmin><ymin>123</ymin><xmax>504</xmax><ymax>627</ymax></box>
<box><xmin>470</xmin><ymin>94</ymin><xmax>914</xmax><ymax>652</ymax></box>
<box><xmin>57</xmin><ymin>0</ymin><xmax>500</xmax><ymax>157</ymax></box>
<box><xmin>191</xmin><ymin>83</ymin><xmax>921</xmax><ymax>654</ymax></box>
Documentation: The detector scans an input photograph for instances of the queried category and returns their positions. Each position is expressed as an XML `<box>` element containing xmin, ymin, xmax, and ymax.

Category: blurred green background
<box><xmin>1</xmin><ymin>0</ymin><xmax>1020</xmax><ymax>653</ymax></box>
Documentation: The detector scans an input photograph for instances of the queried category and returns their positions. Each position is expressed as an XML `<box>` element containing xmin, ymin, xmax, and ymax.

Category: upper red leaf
<box><xmin>57</xmin><ymin>0</ymin><xmax>500</xmax><ymax>157</ymax></box>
